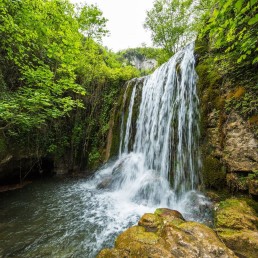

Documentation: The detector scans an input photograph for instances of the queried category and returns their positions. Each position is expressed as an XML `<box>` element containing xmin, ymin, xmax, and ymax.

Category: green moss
<box><xmin>168</xmin><ymin>218</ymin><xmax>185</xmax><ymax>227</ymax></box>
<box><xmin>109</xmin><ymin>111</ymin><xmax>121</xmax><ymax>158</ymax></box>
<box><xmin>195</xmin><ymin>35</ymin><xmax>209</xmax><ymax>57</ymax></box>
<box><xmin>238</xmin><ymin>197</ymin><xmax>258</xmax><ymax>215</ymax></box>
<box><xmin>216</xmin><ymin>228</ymin><xmax>258</xmax><ymax>258</ymax></box>
<box><xmin>202</xmin><ymin>156</ymin><xmax>226</xmax><ymax>189</ymax></box>
<box><xmin>215</xmin><ymin>198</ymin><xmax>258</xmax><ymax>230</ymax></box>
<box><xmin>115</xmin><ymin>226</ymin><xmax>160</xmax><ymax>249</ymax></box>
<box><xmin>97</xmin><ymin>249</ymin><xmax>121</xmax><ymax>258</ymax></box>
<box><xmin>154</xmin><ymin>208</ymin><xmax>163</xmax><ymax>216</ymax></box>
<box><xmin>109</xmin><ymin>86</ymin><xmax>127</xmax><ymax>157</ymax></box>
<box><xmin>138</xmin><ymin>213</ymin><xmax>162</xmax><ymax>232</ymax></box>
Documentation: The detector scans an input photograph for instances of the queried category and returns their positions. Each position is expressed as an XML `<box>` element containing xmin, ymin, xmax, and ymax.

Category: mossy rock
<box><xmin>97</xmin><ymin>208</ymin><xmax>236</xmax><ymax>258</ymax></box>
<box><xmin>215</xmin><ymin>198</ymin><xmax>258</xmax><ymax>258</ymax></box>
<box><xmin>154</xmin><ymin>208</ymin><xmax>185</xmax><ymax>227</ymax></box>
<box><xmin>215</xmin><ymin>198</ymin><xmax>258</xmax><ymax>230</ymax></box>
<box><xmin>113</xmin><ymin>226</ymin><xmax>171</xmax><ymax>257</ymax></box>
<box><xmin>216</xmin><ymin>229</ymin><xmax>258</xmax><ymax>258</ymax></box>
<box><xmin>202</xmin><ymin>156</ymin><xmax>226</xmax><ymax>189</ymax></box>
<box><xmin>97</xmin><ymin>248</ymin><xmax>122</xmax><ymax>258</ymax></box>
<box><xmin>138</xmin><ymin>213</ymin><xmax>163</xmax><ymax>232</ymax></box>
<box><xmin>115</xmin><ymin>226</ymin><xmax>161</xmax><ymax>247</ymax></box>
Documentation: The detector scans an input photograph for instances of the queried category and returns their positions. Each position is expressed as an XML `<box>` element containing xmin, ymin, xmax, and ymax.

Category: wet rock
<box><xmin>215</xmin><ymin>199</ymin><xmax>258</xmax><ymax>230</ymax></box>
<box><xmin>206</xmin><ymin>191</ymin><xmax>221</xmax><ymax>202</ymax></box>
<box><xmin>155</xmin><ymin>208</ymin><xmax>185</xmax><ymax>220</ymax></box>
<box><xmin>203</xmin><ymin>111</ymin><xmax>258</xmax><ymax>194</ymax></box>
<box><xmin>138</xmin><ymin>213</ymin><xmax>162</xmax><ymax>232</ymax></box>
<box><xmin>97</xmin><ymin>208</ymin><xmax>236</xmax><ymax>258</ymax></box>
<box><xmin>96</xmin><ymin>176</ymin><xmax>112</xmax><ymax>189</ymax></box>
<box><xmin>249</xmin><ymin>179</ymin><xmax>258</xmax><ymax>196</ymax></box>
<box><xmin>215</xmin><ymin>198</ymin><xmax>258</xmax><ymax>258</ymax></box>
<box><xmin>154</xmin><ymin>208</ymin><xmax>185</xmax><ymax>225</ymax></box>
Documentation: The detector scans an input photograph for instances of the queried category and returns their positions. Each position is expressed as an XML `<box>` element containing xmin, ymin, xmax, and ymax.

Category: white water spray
<box><xmin>83</xmin><ymin>43</ymin><xmax>211</xmax><ymax>256</ymax></box>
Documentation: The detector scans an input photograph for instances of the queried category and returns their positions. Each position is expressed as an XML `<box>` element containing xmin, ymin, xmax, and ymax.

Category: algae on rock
<box><xmin>98</xmin><ymin>208</ymin><xmax>236</xmax><ymax>258</ymax></box>
<box><xmin>215</xmin><ymin>198</ymin><xmax>258</xmax><ymax>258</ymax></box>
<box><xmin>195</xmin><ymin>38</ymin><xmax>258</xmax><ymax>196</ymax></box>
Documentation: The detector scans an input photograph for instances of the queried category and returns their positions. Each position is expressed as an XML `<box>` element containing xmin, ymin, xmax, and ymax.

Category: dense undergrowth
<box><xmin>0</xmin><ymin>0</ymin><xmax>257</xmax><ymax>182</ymax></box>
<box><xmin>0</xmin><ymin>0</ymin><xmax>140</xmax><ymax>176</ymax></box>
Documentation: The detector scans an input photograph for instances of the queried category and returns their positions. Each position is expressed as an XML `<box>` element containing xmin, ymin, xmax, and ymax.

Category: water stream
<box><xmin>0</xmin><ymin>43</ymin><xmax>211</xmax><ymax>257</ymax></box>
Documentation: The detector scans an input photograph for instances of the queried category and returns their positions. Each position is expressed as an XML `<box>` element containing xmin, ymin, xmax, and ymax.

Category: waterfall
<box><xmin>138</xmin><ymin>43</ymin><xmax>200</xmax><ymax>195</ymax></box>
<box><xmin>115</xmin><ymin>43</ymin><xmax>201</xmax><ymax>203</ymax></box>
<box><xmin>123</xmin><ymin>84</ymin><xmax>137</xmax><ymax>154</ymax></box>
<box><xmin>84</xmin><ymin>43</ymin><xmax>211</xmax><ymax>256</ymax></box>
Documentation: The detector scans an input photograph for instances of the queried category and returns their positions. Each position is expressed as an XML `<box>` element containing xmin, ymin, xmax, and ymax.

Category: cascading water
<box><xmin>101</xmin><ymin>43</ymin><xmax>201</xmax><ymax>203</ymax></box>
<box><xmin>82</xmin><ymin>43</ymin><xmax>211</xmax><ymax>256</ymax></box>
<box><xmin>0</xmin><ymin>43</ymin><xmax>212</xmax><ymax>258</ymax></box>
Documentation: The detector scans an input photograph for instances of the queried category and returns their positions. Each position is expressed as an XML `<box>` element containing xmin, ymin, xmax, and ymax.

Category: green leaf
<box><xmin>235</xmin><ymin>0</ymin><xmax>244</xmax><ymax>12</ymax></box>
<box><xmin>250</xmin><ymin>0</ymin><xmax>256</xmax><ymax>7</ymax></box>
<box><xmin>213</xmin><ymin>8</ymin><xmax>219</xmax><ymax>19</ymax></box>
<box><xmin>252</xmin><ymin>56</ymin><xmax>258</xmax><ymax>64</ymax></box>
<box><xmin>248</xmin><ymin>14</ymin><xmax>258</xmax><ymax>25</ymax></box>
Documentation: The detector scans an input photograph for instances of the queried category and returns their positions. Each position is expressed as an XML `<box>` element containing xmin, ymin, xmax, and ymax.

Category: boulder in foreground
<box><xmin>98</xmin><ymin>208</ymin><xmax>236</xmax><ymax>258</ymax></box>
<box><xmin>215</xmin><ymin>198</ymin><xmax>258</xmax><ymax>258</ymax></box>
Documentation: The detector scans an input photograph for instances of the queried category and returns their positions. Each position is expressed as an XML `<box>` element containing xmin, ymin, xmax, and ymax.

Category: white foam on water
<box><xmin>81</xmin><ymin>43</ymin><xmax>211</xmax><ymax>255</ymax></box>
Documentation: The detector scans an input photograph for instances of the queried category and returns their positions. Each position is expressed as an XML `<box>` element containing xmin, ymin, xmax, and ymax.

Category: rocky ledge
<box><xmin>97</xmin><ymin>208</ymin><xmax>237</xmax><ymax>258</ymax></box>
<box><xmin>215</xmin><ymin>199</ymin><xmax>258</xmax><ymax>258</ymax></box>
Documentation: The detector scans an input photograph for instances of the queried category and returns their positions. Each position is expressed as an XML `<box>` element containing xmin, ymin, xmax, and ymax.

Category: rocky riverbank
<box><xmin>98</xmin><ymin>198</ymin><xmax>258</xmax><ymax>258</ymax></box>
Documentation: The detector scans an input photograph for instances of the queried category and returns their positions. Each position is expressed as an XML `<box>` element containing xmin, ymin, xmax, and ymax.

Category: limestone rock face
<box><xmin>223</xmin><ymin>113</ymin><xmax>258</xmax><ymax>172</ymax></box>
<box><xmin>215</xmin><ymin>198</ymin><xmax>258</xmax><ymax>258</ymax></box>
<box><xmin>204</xmin><ymin>111</ymin><xmax>258</xmax><ymax>194</ymax></box>
<box><xmin>129</xmin><ymin>56</ymin><xmax>157</xmax><ymax>71</ymax></box>
<box><xmin>97</xmin><ymin>208</ymin><xmax>236</xmax><ymax>258</ymax></box>
<box><xmin>208</xmin><ymin>112</ymin><xmax>258</xmax><ymax>173</ymax></box>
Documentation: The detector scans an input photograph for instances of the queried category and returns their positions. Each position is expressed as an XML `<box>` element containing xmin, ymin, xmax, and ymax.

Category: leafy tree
<box><xmin>195</xmin><ymin>0</ymin><xmax>258</xmax><ymax>138</ymax></box>
<box><xmin>75</xmin><ymin>38</ymin><xmax>139</xmax><ymax>167</ymax></box>
<box><xmin>0</xmin><ymin>0</ymin><xmax>139</xmax><ymax>172</ymax></box>
<box><xmin>199</xmin><ymin>0</ymin><xmax>258</xmax><ymax>65</ymax></box>
<box><xmin>0</xmin><ymin>0</ymin><xmax>86</xmax><ymax>132</ymax></box>
<box><xmin>77</xmin><ymin>3</ymin><xmax>109</xmax><ymax>42</ymax></box>
<box><xmin>144</xmin><ymin>0</ymin><xmax>194</xmax><ymax>55</ymax></box>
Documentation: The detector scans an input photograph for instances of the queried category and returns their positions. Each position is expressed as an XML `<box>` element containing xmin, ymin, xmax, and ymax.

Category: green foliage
<box><xmin>88</xmin><ymin>148</ymin><xmax>101</xmax><ymax>167</ymax></box>
<box><xmin>0</xmin><ymin>0</ymin><xmax>139</xmax><ymax>172</ymax></box>
<box><xmin>248</xmin><ymin>170</ymin><xmax>258</xmax><ymax>180</ymax></box>
<box><xmin>76</xmin><ymin>3</ymin><xmax>109</xmax><ymax>41</ymax></box>
<box><xmin>144</xmin><ymin>0</ymin><xmax>194</xmax><ymax>55</ymax></box>
<box><xmin>225</xmin><ymin>87</ymin><xmax>258</xmax><ymax>118</ymax></box>
<box><xmin>196</xmin><ymin>0</ymin><xmax>258</xmax><ymax>139</ymax></box>
<box><xmin>199</xmin><ymin>0</ymin><xmax>258</xmax><ymax>65</ymax></box>
<box><xmin>0</xmin><ymin>0</ymin><xmax>86</xmax><ymax>132</ymax></box>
